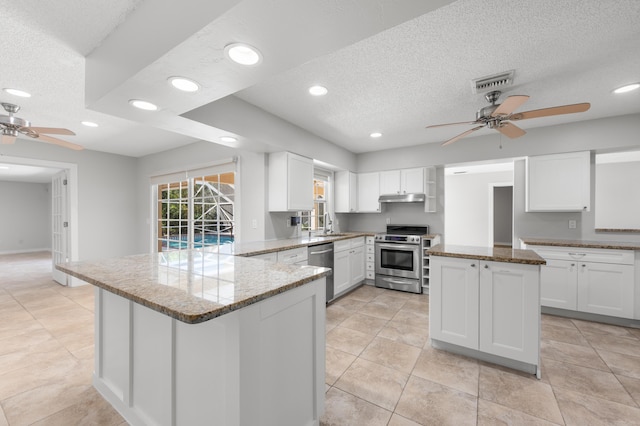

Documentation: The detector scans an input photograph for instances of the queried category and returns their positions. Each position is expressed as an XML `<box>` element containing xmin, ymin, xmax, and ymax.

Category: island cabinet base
<box><xmin>93</xmin><ymin>278</ymin><xmax>326</xmax><ymax>426</ymax></box>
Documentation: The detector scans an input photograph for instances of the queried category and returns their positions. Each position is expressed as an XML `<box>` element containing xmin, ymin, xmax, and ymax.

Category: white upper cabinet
<box><xmin>334</xmin><ymin>171</ymin><xmax>357</xmax><ymax>213</ymax></box>
<box><xmin>379</xmin><ymin>168</ymin><xmax>424</xmax><ymax>195</ymax></box>
<box><xmin>526</xmin><ymin>151</ymin><xmax>591</xmax><ymax>212</ymax></box>
<box><xmin>357</xmin><ymin>172</ymin><xmax>380</xmax><ymax>213</ymax></box>
<box><xmin>268</xmin><ymin>152</ymin><xmax>313</xmax><ymax>212</ymax></box>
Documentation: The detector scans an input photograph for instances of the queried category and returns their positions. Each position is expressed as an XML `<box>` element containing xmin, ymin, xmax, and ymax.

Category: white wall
<box><xmin>0</xmin><ymin>139</ymin><xmax>138</xmax><ymax>261</ymax></box>
<box><xmin>0</xmin><ymin>181</ymin><xmax>51</xmax><ymax>254</ymax></box>
<box><xmin>493</xmin><ymin>186</ymin><xmax>513</xmax><ymax>245</ymax></box>
<box><xmin>595</xmin><ymin>161</ymin><xmax>640</xmax><ymax>229</ymax></box>
<box><xmin>444</xmin><ymin>171</ymin><xmax>513</xmax><ymax>246</ymax></box>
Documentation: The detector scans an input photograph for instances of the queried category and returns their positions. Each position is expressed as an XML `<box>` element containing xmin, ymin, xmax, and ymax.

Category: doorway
<box><xmin>490</xmin><ymin>185</ymin><xmax>513</xmax><ymax>247</ymax></box>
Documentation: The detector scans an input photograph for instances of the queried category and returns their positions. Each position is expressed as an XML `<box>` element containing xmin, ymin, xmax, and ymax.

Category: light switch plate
<box><xmin>568</xmin><ymin>220</ymin><xmax>577</xmax><ymax>229</ymax></box>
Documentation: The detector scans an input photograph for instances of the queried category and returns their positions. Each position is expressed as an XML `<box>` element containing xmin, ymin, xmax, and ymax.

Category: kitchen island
<box><xmin>57</xmin><ymin>249</ymin><xmax>330</xmax><ymax>426</ymax></box>
<box><xmin>428</xmin><ymin>244</ymin><xmax>546</xmax><ymax>377</ymax></box>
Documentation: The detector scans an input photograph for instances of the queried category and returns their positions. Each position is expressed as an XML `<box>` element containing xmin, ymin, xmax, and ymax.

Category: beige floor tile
<box><xmin>395</xmin><ymin>375</ymin><xmax>477</xmax><ymax>426</ymax></box>
<box><xmin>391</xmin><ymin>309</ymin><xmax>429</xmax><ymax>329</ymax></box>
<box><xmin>325</xmin><ymin>304</ymin><xmax>352</xmax><ymax>329</ymax></box>
<box><xmin>339</xmin><ymin>312</ymin><xmax>389</xmax><ymax>336</ymax></box>
<box><xmin>0</xmin><ymin>319</ymin><xmax>43</xmax><ymax>341</ymax></box>
<box><xmin>401</xmin><ymin>299</ymin><xmax>429</xmax><ymax>316</ymax></box>
<box><xmin>0</xmin><ymin>404</ymin><xmax>8</xmax><ymax>426</ymax></box>
<box><xmin>334</xmin><ymin>357</ymin><xmax>408</xmax><ymax>411</ymax></box>
<box><xmin>0</xmin><ymin>343</ymin><xmax>71</xmax><ymax>377</ymax></box>
<box><xmin>360</xmin><ymin>336</ymin><xmax>421</xmax><ymax>374</ymax></box>
<box><xmin>617</xmin><ymin>375</ymin><xmax>640</xmax><ymax>406</ymax></box>
<box><xmin>571</xmin><ymin>319</ymin><xmax>636</xmax><ymax>338</ymax></box>
<box><xmin>0</xmin><ymin>328</ymin><xmax>57</xmax><ymax>357</ymax></box>
<box><xmin>412</xmin><ymin>346</ymin><xmax>479</xmax><ymax>396</ymax></box>
<box><xmin>541</xmin><ymin>313</ymin><xmax>579</xmax><ymax>329</ymax></box>
<box><xmin>371</xmin><ymin>293</ymin><xmax>409</xmax><ymax>310</ymax></box>
<box><xmin>359</xmin><ymin>300</ymin><xmax>402</xmax><ymax>320</ymax></box>
<box><xmin>627</xmin><ymin>328</ymin><xmax>640</xmax><ymax>340</ymax></box>
<box><xmin>331</xmin><ymin>296</ymin><xmax>367</xmax><ymax>312</ymax></box>
<box><xmin>345</xmin><ymin>284</ymin><xmax>387</xmax><ymax>303</ymax></box>
<box><xmin>541</xmin><ymin>338</ymin><xmax>610</xmax><ymax>371</ymax></box>
<box><xmin>543</xmin><ymin>358</ymin><xmax>636</xmax><ymax>406</ymax></box>
<box><xmin>378</xmin><ymin>321</ymin><xmax>429</xmax><ymax>348</ymax></box>
<box><xmin>596</xmin><ymin>349</ymin><xmax>640</xmax><ymax>381</ymax></box>
<box><xmin>541</xmin><ymin>323</ymin><xmax>589</xmax><ymax>346</ymax></box>
<box><xmin>479</xmin><ymin>365</ymin><xmax>564</xmax><ymax>424</ymax></box>
<box><xmin>583</xmin><ymin>332</ymin><xmax>640</xmax><ymax>358</ymax></box>
<box><xmin>29</xmin><ymin>386</ymin><xmax>124</xmax><ymax>426</ymax></box>
<box><xmin>555</xmin><ymin>386</ymin><xmax>640</xmax><ymax>426</ymax></box>
<box><xmin>320</xmin><ymin>387</ymin><xmax>392</xmax><ymax>426</ymax></box>
<box><xmin>477</xmin><ymin>399</ymin><xmax>562</xmax><ymax>425</ymax></box>
<box><xmin>326</xmin><ymin>326</ymin><xmax>375</xmax><ymax>356</ymax></box>
<box><xmin>325</xmin><ymin>346</ymin><xmax>356</xmax><ymax>386</ymax></box>
<box><xmin>387</xmin><ymin>413</ymin><xmax>423</xmax><ymax>426</ymax></box>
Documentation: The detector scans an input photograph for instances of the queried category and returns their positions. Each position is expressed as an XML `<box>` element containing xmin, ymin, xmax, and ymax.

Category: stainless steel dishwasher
<box><xmin>307</xmin><ymin>242</ymin><xmax>334</xmax><ymax>303</ymax></box>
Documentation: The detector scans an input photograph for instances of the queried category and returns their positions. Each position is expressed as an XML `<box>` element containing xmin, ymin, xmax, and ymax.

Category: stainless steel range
<box><xmin>374</xmin><ymin>224</ymin><xmax>428</xmax><ymax>294</ymax></box>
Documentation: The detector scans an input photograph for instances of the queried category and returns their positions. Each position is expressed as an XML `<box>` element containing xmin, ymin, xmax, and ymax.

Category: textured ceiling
<box><xmin>0</xmin><ymin>0</ymin><xmax>638</xmax><ymax>164</ymax></box>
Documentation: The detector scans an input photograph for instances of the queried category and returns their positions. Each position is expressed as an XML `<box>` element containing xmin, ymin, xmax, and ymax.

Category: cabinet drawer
<box><xmin>365</xmin><ymin>271</ymin><xmax>375</xmax><ymax>280</ymax></box>
<box><xmin>366</xmin><ymin>245</ymin><xmax>374</xmax><ymax>254</ymax></box>
<box><xmin>365</xmin><ymin>236</ymin><xmax>375</xmax><ymax>245</ymax></box>
<box><xmin>350</xmin><ymin>237</ymin><xmax>365</xmax><ymax>248</ymax></box>
<box><xmin>277</xmin><ymin>247</ymin><xmax>308</xmax><ymax>264</ymax></box>
<box><xmin>251</xmin><ymin>252</ymin><xmax>277</xmax><ymax>262</ymax></box>
<box><xmin>532</xmin><ymin>246</ymin><xmax>634</xmax><ymax>265</ymax></box>
<box><xmin>334</xmin><ymin>240</ymin><xmax>351</xmax><ymax>252</ymax></box>
<box><xmin>366</xmin><ymin>262</ymin><xmax>375</xmax><ymax>271</ymax></box>
<box><xmin>366</xmin><ymin>253</ymin><xmax>374</xmax><ymax>263</ymax></box>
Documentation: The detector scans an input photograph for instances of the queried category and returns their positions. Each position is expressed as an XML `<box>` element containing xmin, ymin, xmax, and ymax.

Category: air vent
<box><xmin>471</xmin><ymin>70</ymin><xmax>515</xmax><ymax>94</ymax></box>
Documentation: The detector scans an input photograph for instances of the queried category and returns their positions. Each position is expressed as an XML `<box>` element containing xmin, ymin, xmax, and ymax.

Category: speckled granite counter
<box><xmin>521</xmin><ymin>237</ymin><xmax>640</xmax><ymax>251</ymax></box>
<box><xmin>428</xmin><ymin>244</ymin><xmax>546</xmax><ymax>265</ymax></box>
<box><xmin>57</xmin><ymin>250</ymin><xmax>331</xmax><ymax>324</ymax></box>
<box><xmin>216</xmin><ymin>232</ymin><xmax>374</xmax><ymax>257</ymax></box>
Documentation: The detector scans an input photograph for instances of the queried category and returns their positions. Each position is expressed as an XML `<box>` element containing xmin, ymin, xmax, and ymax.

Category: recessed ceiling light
<box><xmin>308</xmin><ymin>85</ymin><xmax>328</xmax><ymax>96</ymax></box>
<box><xmin>224</xmin><ymin>43</ymin><xmax>262</xmax><ymax>66</ymax></box>
<box><xmin>129</xmin><ymin>99</ymin><xmax>158</xmax><ymax>111</ymax></box>
<box><xmin>169</xmin><ymin>77</ymin><xmax>200</xmax><ymax>92</ymax></box>
<box><xmin>220</xmin><ymin>136</ymin><xmax>237</xmax><ymax>143</ymax></box>
<box><xmin>81</xmin><ymin>121</ymin><xmax>99</xmax><ymax>127</ymax></box>
<box><xmin>3</xmin><ymin>88</ymin><xmax>31</xmax><ymax>98</ymax></box>
<box><xmin>613</xmin><ymin>83</ymin><xmax>640</xmax><ymax>94</ymax></box>
<box><xmin>370</xmin><ymin>132</ymin><xmax>383</xmax><ymax>138</ymax></box>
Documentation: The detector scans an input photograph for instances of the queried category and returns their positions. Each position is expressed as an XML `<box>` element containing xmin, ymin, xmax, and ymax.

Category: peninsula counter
<box><xmin>57</xmin><ymin>249</ymin><xmax>330</xmax><ymax>426</ymax></box>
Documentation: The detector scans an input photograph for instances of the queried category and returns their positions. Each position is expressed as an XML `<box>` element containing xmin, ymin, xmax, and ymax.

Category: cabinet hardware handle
<box><xmin>571</xmin><ymin>263</ymin><xmax>575</xmax><ymax>267</ymax></box>
<box><xmin>569</xmin><ymin>252</ymin><xmax>586</xmax><ymax>257</ymax></box>
<box><xmin>471</xmin><ymin>263</ymin><xmax>476</xmax><ymax>267</ymax></box>
<box><xmin>484</xmin><ymin>265</ymin><xmax>489</xmax><ymax>269</ymax></box>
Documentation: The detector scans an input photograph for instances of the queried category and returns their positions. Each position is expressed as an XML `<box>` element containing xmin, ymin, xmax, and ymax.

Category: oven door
<box><xmin>375</xmin><ymin>242</ymin><xmax>420</xmax><ymax>280</ymax></box>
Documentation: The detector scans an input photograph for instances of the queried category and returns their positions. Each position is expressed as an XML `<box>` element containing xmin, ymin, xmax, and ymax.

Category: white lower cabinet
<box><xmin>430</xmin><ymin>257</ymin><xmax>540</xmax><ymax>366</ymax></box>
<box><xmin>334</xmin><ymin>238</ymin><xmax>365</xmax><ymax>296</ymax></box>
<box><xmin>365</xmin><ymin>236</ymin><xmax>375</xmax><ymax>283</ymax></box>
<box><xmin>530</xmin><ymin>246</ymin><xmax>635</xmax><ymax>319</ymax></box>
<box><xmin>276</xmin><ymin>247</ymin><xmax>308</xmax><ymax>265</ymax></box>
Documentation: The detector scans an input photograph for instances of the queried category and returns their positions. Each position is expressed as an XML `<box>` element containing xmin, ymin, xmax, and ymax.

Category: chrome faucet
<box><xmin>325</xmin><ymin>212</ymin><xmax>333</xmax><ymax>234</ymax></box>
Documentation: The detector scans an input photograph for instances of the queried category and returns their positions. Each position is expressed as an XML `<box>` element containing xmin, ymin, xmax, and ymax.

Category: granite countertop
<box><xmin>428</xmin><ymin>244</ymin><xmax>546</xmax><ymax>265</ymax></box>
<box><xmin>216</xmin><ymin>232</ymin><xmax>376</xmax><ymax>257</ymax></box>
<box><xmin>521</xmin><ymin>237</ymin><xmax>640</xmax><ymax>251</ymax></box>
<box><xmin>57</xmin><ymin>250</ymin><xmax>331</xmax><ymax>324</ymax></box>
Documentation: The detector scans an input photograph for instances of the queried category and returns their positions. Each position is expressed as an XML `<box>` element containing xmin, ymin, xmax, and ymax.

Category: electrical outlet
<box><xmin>568</xmin><ymin>220</ymin><xmax>577</xmax><ymax>229</ymax></box>
<box><xmin>251</xmin><ymin>219</ymin><xmax>257</xmax><ymax>229</ymax></box>
<box><xmin>386</xmin><ymin>217</ymin><xmax>391</xmax><ymax>224</ymax></box>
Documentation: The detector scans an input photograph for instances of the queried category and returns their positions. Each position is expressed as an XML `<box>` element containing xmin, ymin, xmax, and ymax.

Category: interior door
<box><xmin>51</xmin><ymin>170</ymin><xmax>69</xmax><ymax>285</ymax></box>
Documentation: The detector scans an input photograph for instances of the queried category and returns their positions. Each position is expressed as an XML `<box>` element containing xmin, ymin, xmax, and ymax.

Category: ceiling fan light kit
<box><xmin>427</xmin><ymin>90</ymin><xmax>590</xmax><ymax>146</ymax></box>
<box><xmin>613</xmin><ymin>83</ymin><xmax>640</xmax><ymax>94</ymax></box>
<box><xmin>0</xmin><ymin>102</ymin><xmax>83</xmax><ymax>150</ymax></box>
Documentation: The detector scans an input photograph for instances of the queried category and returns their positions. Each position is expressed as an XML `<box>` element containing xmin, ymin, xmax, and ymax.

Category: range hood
<box><xmin>378</xmin><ymin>193</ymin><xmax>426</xmax><ymax>203</ymax></box>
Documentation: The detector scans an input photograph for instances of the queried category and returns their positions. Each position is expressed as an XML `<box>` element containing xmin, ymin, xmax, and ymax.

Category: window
<box><xmin>152</xmin><ymin>160</ymin><xmax>236</xmax><ymax>252</ymax></box>
<box><xmin>301</xmin><ymin>172</ymin><xmax>330</xmax><ymax>232</ymax></box>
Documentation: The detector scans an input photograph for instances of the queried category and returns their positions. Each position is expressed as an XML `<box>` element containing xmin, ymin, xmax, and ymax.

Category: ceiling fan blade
<box><xmin>27</xmin><ymin>126</ymin><xmax>76</xmax><ymax>136</ymax></box>
<box><xmin>491</xmin><ymin>95</ymin><xmax>530</xmax><ymax>117</ymax></box>
<box><xmin>1</xmin><ymin>134</ymin><xmax>16</xmax><ymax>144</ymax></box>
<box><xmin>35</xmin><ymin>134</ymin><xmax>84</xmax><ymax>150</ymax></box>
<box><xmin>426</xmin><ymin>121</ymin><xmax>477</xmax><ymax>129</ymax></box>
<box><xmin>497</xmin><ymin>122</ymin><xmax>526</xmax><ymax>139</ymax></box>
<box><xmin>441</xmin><ymin>125</ymin><xmax>485</xmax><ymax>146</ymax></box>
<box><xmin>510</xmin><ymin>103</ymin><xmax>590</xmax><ymax>121</ymax></box>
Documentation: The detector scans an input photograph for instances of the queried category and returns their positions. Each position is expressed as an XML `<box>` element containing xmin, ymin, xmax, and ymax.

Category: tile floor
<box><xmin>2</xmin><ymin>251</ymin><xmax>640</xmax><ymax>425</ymax></box>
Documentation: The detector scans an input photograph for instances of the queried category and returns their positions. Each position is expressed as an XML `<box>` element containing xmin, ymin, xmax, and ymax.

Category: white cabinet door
<box><xmin>526</xmin><ymin>151</ymin><xmax>590</xmax><ymax>212</ymax></box>
<box><xmin>335</xmin><ymin>171</ymin><xmax>357</xmax><ymax>213</ymax></box>
<box><xmin>430</xmin><ymin>257</ymin><xmax>479</xmax><ymax>350</ymax></box>
<box><xmin>357</xmin><ymin>172</ymin><xmax>380</xmax><ymax>213</ymax></box>
<box><xmin>540</xmin><ymin>259</ymin><xmax>578</xmax><ymax>310</ymax></box>
<box><xmin>334</xmin><ymin>249</ymin><xmax>351</xmax><ymax>295</ymax></box>
<box><xmin>578</xmin><ymin>262</ymin><xmax>634</xmax><ymax>318</ymax></box>
<box><xmin>401</xmin><ymin>168</ymin><xmax>425</xmax><ymax>194</ymax></box>
<box><xmin>379</xmin><ymin>170</ymin><xmax>401</xmax><ymax>195</ymax></box>
<box><xmin>350</xmin><ymin>245</ymin><xmax>365</xmax><ymax>285</ymax></box>
<box><xmin>268</xmin><ymin>152</ymin><xmax>313</xmax><ymax>212</ymax></box>
<box><xmin>479</xmin><ymin>261</ymin><xmax>540</xmax><ymax>365</ymax></box>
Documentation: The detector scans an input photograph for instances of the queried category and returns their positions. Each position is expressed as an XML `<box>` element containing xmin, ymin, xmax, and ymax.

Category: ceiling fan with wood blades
<box><xmin>0</xmin><ymin>103</ymin><xmax>83</xmax><ymax>150</ymax></box>
<box><xmin>426</xmin><ymin>91</ymin><xmax>590</xmax><ymax>146</ymax></box>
